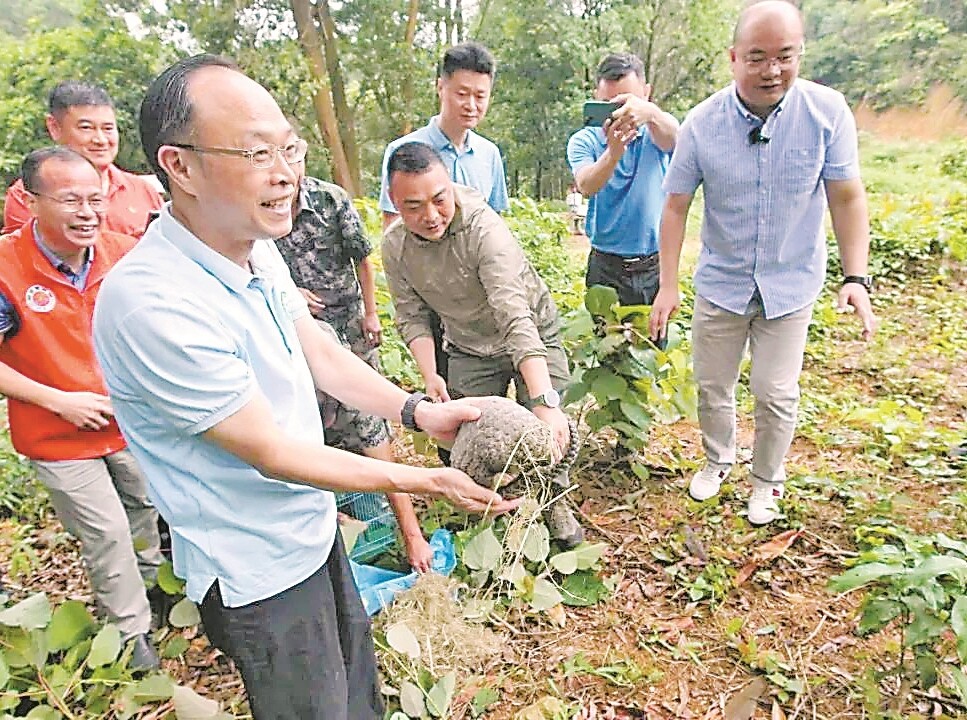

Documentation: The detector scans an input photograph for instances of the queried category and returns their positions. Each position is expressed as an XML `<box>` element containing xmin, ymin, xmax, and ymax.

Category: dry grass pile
<box><xmin>376</xmin><ymin>572</ymin><xmax>505</xmax><ymax>679</ymax></box>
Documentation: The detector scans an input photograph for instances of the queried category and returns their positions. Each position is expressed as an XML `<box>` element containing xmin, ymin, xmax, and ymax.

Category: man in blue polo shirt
<box><xmin>567</xmin><ymin>53</ymin><xmax>679</xmax><ymax>307</ymax></box>
<box><xmin>649</xmin><ymin>0</ymin><xmax>876</xmax><ymax>525</ymax></box>
<box><xmin>93</xmin><ymin>54</ymin><xmax>517</xmax><ymax>720</ymax></box>
<box><xmin>378</xmin><ymin>42</ymin><xmax>508</xmax><ymax>229</ymax></box>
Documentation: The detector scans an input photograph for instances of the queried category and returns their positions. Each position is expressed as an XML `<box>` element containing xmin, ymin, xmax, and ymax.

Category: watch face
<box><xmin>543</xmin><ymin>389</ymin><xmax>561</xmax><ymax>409</ymax></box>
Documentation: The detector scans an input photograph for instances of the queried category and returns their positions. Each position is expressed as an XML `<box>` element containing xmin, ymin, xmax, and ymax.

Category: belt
<box><xmin>591</xmin><ymin>248</ymin><xmax>659</xmax><ymax>273</ymax></box>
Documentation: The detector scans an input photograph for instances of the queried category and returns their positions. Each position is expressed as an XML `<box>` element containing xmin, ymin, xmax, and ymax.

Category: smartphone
<box><xmin>583</xmin><ymin>100</ymin><xmax>620</xmax><ymax>126</ymax></box>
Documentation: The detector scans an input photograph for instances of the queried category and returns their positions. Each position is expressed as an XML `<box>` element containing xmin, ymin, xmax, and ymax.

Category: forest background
<box><xmin>1</xmin><ymin>0</ymin><xmax>965</xmax><ymax>201</ymax></box>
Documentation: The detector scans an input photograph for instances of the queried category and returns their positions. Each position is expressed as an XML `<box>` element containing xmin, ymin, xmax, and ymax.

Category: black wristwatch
<box><xmin>843</xmin><ymin>275</ymin><xmax>873</xmax><ymax>292</ymax></box>
<box><xmin>401</xmin><ymin>392</ymin><xmax>431</xmax><ymax>431</ymax></box>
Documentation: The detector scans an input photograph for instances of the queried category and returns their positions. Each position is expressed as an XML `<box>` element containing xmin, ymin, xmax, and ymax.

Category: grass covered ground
<box><xmin>0</xmin><ymin>133</ymin><xmax>965</xmax><ymax>718</ymax></box>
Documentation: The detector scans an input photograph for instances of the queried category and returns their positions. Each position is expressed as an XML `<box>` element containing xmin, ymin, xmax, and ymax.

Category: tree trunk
<box><xmin>401</xmin><ymin>0</ymin><xmax>420</xmax><ymax>134</ymax></box>
<box><xmin>290</xmin><ymin>0</ymin><xmax>358</xmax><ymax>194</ymax></box>
<box><xmin>315</xmin><ymin>0</ymin><xmax>360</xmax><ymax>192</ymax></box>
<box><xmin>454</xmin><ymin>0</ymin><xmax>463</xmax><ymax>42</ymax></box>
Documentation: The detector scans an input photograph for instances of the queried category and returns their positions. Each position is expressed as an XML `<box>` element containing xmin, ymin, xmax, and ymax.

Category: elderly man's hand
<box><xmin>429</xmin><ymin>466</ymin><xmax>521</xmax><ymax>515</ymax></box>
<box><xmin>424</xmin><ymin>373</ymin><xmax>450</xmax><ymax>402</ymax></box>
<box><xmin>837</xmin><ymin>284</ymin><xmax>877</xmax><ymax>341</ymax></box>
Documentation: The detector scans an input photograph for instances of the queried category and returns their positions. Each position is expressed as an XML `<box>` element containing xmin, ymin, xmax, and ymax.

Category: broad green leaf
<box><xmin>619</xmin><ymin>400</ymin><xmax>652</xmax><ymax>430</ymax></box>
<box><xmin>88</xmin><ymin>624</ymin><xmax>121</xmax><ymax>668</ymax></box>
<box><xmin>827</xmin><ymin>563</ymin><xmax>905</xmax><ymax>592</ymax></box>
<box><xmin>573</xmin><ymin>543</ymin><xmax>608</xmax><ymax>570</ymax></box>
<box><xmin>585</xmin><ymin>285</ymin><xmax>618</xmax><ymax>318</ymax></box>
<box><xmin>530</xmin><ymin>578</ymin><xmax>563</xmax><ymax>611</ymax></box>
<box><xmin>936</xmin><ymin>533</ymin><xmax>967</xmax><ymax>559</ymax></box>
<box><xmin>630</xmin><ymin>462</ymin><xmax>650</xmax><ymax>482</ymax></box>
<box><xmin>550</xmin><ymin>551</ymin><xmax>578</xmax><ymax>575</ymax></box>
<box><xmin>858</xmin><ymin>598</ymin><xmax>903</xmax><ymax>634</ymax></box>
<box><xmin>591</xmin><ymin>372</ymin><xmax>628</xmax><ymax>401</ymax></box>
<box><xmin>163</xmin><ymin>635</ymin><xmax>191</xmax><ymax>659</ymax></box>
<box><xmin>905</xmin><ymin>554</ymin><xmax>967</xmax><ymax>585</ymax></box>
<box><xmin>427</xmin><ymin>671</ymin><xmax>456</xmax><ymax>717</ymax></box>
<box><xmin>132</xmin><ymin>673</ymin><xmax>175</xmax><ymax>702</ymax></box>
<box><xmin>46</xmin><ymin>600</ymin><xmax>95</xmax><ymax>651</ymax></box>
<box><xmin>471</xmin><ymin>686</ymin><xmax>500</xmax><ymax>717</ymax></box>
<box><xmin>0</xmin><ymin>593</ymin><xmax>51</xmax><ymax>630</ymax></box>
<box><xmin>585</xmin><ymin>408</ymin><xmax>613</xmax><ymax>433</ymax></box>
<box><xmin>914</xmin><ymin>649</ymin><xmax>938</xmax><ymax>689</ymax></box>
<box><xmin>950</xmin><ymin>595</ymin><xmax>967</xmax><ymax>663</ymax></box>
<box><xmin>24</xmin><ymin>705</ymin><xmax>60</xmax><ymax>720</ymax></box>
<box><xmin>169</xmin><ymin>598</ymin><xmax>201</xmax><ymax>628</ymax></box>
<box><xmin>172</xmin><ymin>684</ymin><xmax>227</xmax><ymax>719</ymax></box>
<box><xmin>28</xmin><ymin>629</ymin><xmax>48</xmax><ymax>670</ymax></box>
<box><xmin>561</xmin><ymin>571</ymin><xmax>610</xmax><ymax>607</ymax></box>
<box><xmin>500</xmin><ymin>562</ymin><xmax>528</xmax><ymax>584</ymax></box>
<box><xmin>399</xmin><ymin>680</ymin><xmax>426</xmax><ymax>718</ymax></box>
<box><xmin>0</xmin><ymin>654</ymin><xmax>8</xmax><ymax>691</ymax></box>
<box><xmin>386</xmin><ymin>622</ymin><xmax>421</xmax><ymax>661</ymax></box>
<box><xmin>462</xmin><ymin>527</ymin><xmax>503</xmax><ymax>571</ymax></box>
<box><xmin>949</xmin><ymin>665</ymin><xmax>967</xmax><ymax>705</ymax></box>
<box><xmin>388</xmin><ymin>714</ymin><xmax>410</xmax><ymax>720</ymax></box>
<box><xmin>904</xmin><ymin>597</ymin><xmax>946</xmax><ymax>646</ymax></box>
<box><xmin>614</xmin><ymin>304</ymin><xmax>652</xmax><ymax>321</ymax></box>
<box><xmin>521</xmin><ymin>523</ymin><xmax>550</xmax><ymax>563</ymax></box>
<box><xmin>157</xmin><ymin>561</ymin><xmax>186</xmax><ymax>596</ymax></box>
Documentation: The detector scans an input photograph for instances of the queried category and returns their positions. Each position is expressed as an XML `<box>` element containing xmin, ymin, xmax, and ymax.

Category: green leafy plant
<box><xmin>0</xmin><ymin>591</ymin><xmax>227</xmax><ymax>719</ymax></box>
<box><xmin>564</xmin><ymin>285</ymin><xmax>697</xmax><ymax>451</ymax></box>
<box><xmin>829</xmin><ymin>521</ymin><xmax>967</xmax><ymax>711</ymax></box>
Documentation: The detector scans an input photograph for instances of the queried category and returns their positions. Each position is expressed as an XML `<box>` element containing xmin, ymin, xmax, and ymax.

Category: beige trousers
<box><xmin>32</xmin><ymin>449</ymin><xmax>163</xmax><ymax>637</ymax></box>
<box><xmin>692</xmin><ymin>294</ymin><xmax>813</xmax><ymax>485</ymax></box>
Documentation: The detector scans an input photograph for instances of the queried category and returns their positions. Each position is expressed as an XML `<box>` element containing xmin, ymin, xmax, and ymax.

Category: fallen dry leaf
<box><xmin>546</xmin><ymin>603</ymin><xmax>567</xmax><ymax>627</ymax></box>
<box><xmin>723</xmin><ymin>677</ymin><xmax>767</xmax><ymax>720</ymax></box>
<box><xmin>771</xmin><ymin>700</ymin><xmax>787</xmax><ymax>720</ymax></box>
<box><xmin>735</xmin><ymin>529</ymin><xmax>804</xmax><ymax>586</ymax></box>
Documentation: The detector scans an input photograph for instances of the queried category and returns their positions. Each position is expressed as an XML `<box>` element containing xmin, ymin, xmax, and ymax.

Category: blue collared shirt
<box><xmin>0</xmin><ymin>221</ymin><xmax>95</xmax><ymax>335</ymax></box>
<box><xmin>663</xmin><ymin>79</ymin><xmax>860</xmax><ymax>318</ymax></box>
<box><xmin>93</xmin><ymin>206</ymin><xmax>335</xmax><ymax>607</ymax></box>
<box><xmin>567</xmin><ymin>126</ymin><xmax>670</xmax><ymax>256</ymax></box>
<box><xmin>378</xmin><ymin>115</ymin><xmax>509</xmax><ymax>214</ymax></box>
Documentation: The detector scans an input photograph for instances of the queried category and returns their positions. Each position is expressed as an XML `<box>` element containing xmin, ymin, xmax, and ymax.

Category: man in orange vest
<box><xmin>2</xmin><ymin>81</ymin><xmax>163</xmax><ymax>238</ymax></box>
<box><xmin>0</xmin><ymin>146</ymin><xmax>163</xmax><ymax>669</ymax></box>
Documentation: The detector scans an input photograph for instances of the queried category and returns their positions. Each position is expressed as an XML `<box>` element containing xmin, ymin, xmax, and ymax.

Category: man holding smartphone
<box><xmin>567</xmin><ymin>53</ymin><xmax>679</xmax><ymax>307</ymax></box>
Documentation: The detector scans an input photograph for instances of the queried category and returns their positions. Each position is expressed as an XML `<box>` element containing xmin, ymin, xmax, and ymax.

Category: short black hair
<box><xmin>387</xmin><ymin>142</ymin><xmax>446</xmax><ymax>181</ymax></box>
<box><xmin>21</xmin><ymin>146</ymin><xmax>96</xmax><ymax>194</ymax></box>
<box><xmin>139</xmin><ymin>53</ymin><xmax>240</xmax><ymax>191</ymax></box>
<box><xmin>595</xmin><ymin>53</ymin><xmax>645</xmax><ymax>84</ymax></box>
<box><xmin>48</xmin><ymin>81</ymin><xmax>114</xmax><ymax>116</ymax></box>
<box><xmin>439</xmin><ymin>42</ymin><xmax>496</xmax><ymax>79</ymax></box>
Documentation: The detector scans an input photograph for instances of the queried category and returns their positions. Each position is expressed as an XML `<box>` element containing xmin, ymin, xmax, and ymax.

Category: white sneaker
<box><xmin>688</xmin><ymin>463</ymin><xmax>732</xmax><ymax>501</ymax></box>
<box><xmin>748</xmin><ymin>482</ymin><xmax>785</xmax><ymax>525</ymax></box>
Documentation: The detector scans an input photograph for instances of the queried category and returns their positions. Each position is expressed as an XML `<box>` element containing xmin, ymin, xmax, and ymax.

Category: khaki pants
<box><xmin>692</xmin><ymin>295</ymin><xmax>812</xmax><ymax>485</ymax></box>
<box><xmin>32</xmin><ymin>449</ymin><xmax>163</xmax><ymax>637</ymax></box>
<box><xmin>446</xmin><ymin>337</ymin><xmax>571</xmax><ymax>402</ymax></box>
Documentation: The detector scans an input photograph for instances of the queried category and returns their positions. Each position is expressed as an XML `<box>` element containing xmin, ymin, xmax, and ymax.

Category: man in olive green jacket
<box><xmin>383</xmin><ymin>142</ymin><xmax>582</xmax><ymax>547</ymax></box>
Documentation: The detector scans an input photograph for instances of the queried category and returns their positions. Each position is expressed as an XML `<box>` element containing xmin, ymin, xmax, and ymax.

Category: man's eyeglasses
<box><xmin>742</xmin><ymin>47</ymin><xmax>804</xmax><ymax>71</ymax></box>
<box><xmin>28</xmin><ymin>192</ymin><xmax>107</xmax><ymax>212</ymax></box>
<box><xmin>170</xmin><ymin>138</ymin><xmax>309</xmax><ymax>169</ymax></box>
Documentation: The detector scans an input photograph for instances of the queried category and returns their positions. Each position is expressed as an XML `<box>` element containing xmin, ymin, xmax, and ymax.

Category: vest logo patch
<box><xmin>25</xmin><ymin>285</ymin><xmax>56</xmax><ymax>313</ymax></box>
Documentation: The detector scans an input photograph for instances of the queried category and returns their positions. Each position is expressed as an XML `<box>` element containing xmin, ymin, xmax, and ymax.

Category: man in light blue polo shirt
<box><xmin>378</xmin><ymin>42</ymin><xmax>508</xmax><ymax>229</ymax></box>
<box><xmin>93</xmin><ymin>54</ymin><xmax>516</xmax><ymax>720</ymax></box>
<box><xmin>650</xmin><ymin>1</ymin><xmax>876</xmax><ymax>525</ymax></box>
<box><xmin>567</xmin><ymin>53</ymin><xmax>678</xmax><ymax>307</ymax></box>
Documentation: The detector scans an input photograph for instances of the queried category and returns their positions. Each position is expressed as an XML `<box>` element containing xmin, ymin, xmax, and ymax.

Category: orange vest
<box><xmin>0</xmin><ymin>223</ymin><xmax>136</xmax><ymax>461</ymax></box>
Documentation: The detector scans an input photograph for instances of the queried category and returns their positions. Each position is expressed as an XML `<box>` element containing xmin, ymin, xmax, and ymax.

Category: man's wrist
<box><xmin>843</xmin><ymin>274</ymin><xmax>873</xmax><ymax>292</ymax></box>
<box><xmin>401</xmin><ymin>391</ymin><xmax>431</xmax><ymax>431</ymax></box>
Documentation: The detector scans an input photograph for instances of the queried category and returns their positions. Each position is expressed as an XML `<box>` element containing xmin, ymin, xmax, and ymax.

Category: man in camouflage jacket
<box><xmin>275</xmin><ymin>174</ymin><xmax>433</xmax><ymax>572</ymax></box>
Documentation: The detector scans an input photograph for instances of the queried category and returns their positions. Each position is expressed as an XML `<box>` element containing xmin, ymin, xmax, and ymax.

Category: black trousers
<box><xmin>585</xmin><ymin>248</ymin><xmax>660</xmax><ymax>307</ymax></box>
<box><xmin>199</xmin><ymin>533</ymin><xmax>383</xmax><ymax>720</ymax></box>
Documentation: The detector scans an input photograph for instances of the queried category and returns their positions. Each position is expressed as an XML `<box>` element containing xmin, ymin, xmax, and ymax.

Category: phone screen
<box><xmin>583</xmin><ymin>100</ymin><xmax>620</xmax><ymax>126</ymax></box>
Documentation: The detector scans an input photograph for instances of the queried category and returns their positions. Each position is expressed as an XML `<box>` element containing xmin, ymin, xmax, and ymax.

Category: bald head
<box><xmin>140</xmin><ymin>54</ymin><xmax>240</xmax><ymax>191</ymax></box>
<box><xmin>733</xmin><ymin>1</ymin><xmax>803</xmax><ymax>46</ymax></box>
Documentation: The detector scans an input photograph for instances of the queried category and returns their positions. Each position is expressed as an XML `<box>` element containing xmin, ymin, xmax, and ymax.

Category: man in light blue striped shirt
<box><xmin>650</xmin><ymin>0</ymin><xmax>876</xmax><ymax>525</ymax></box>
